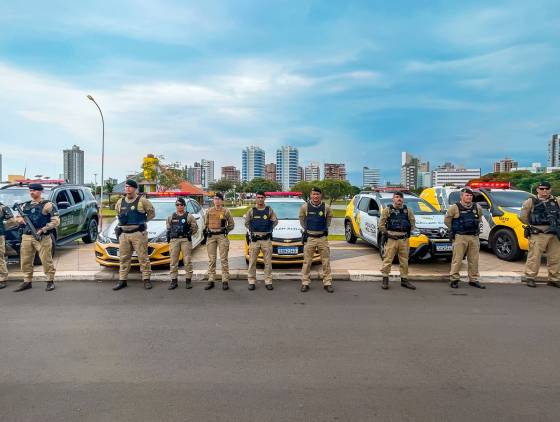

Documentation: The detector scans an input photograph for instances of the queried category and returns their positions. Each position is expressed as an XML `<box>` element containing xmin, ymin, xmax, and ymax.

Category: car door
<box><xmin>69</xmin><ymin>188</ymin><xmax>87</xmax><ymax>233</ymax></box>
<box><xmin>186</xmin><ymin>199</ymin><xmax>204</xmax><ymax>245</ymax></box>
<box><xmin>357</xmin><ymin>197</ymin><xmax>378</xmax><ymax>245</ymax></box>
<box><xmin>52</xmin><ymin>189</ymin><xmax>75</xmax><ymax>238</ymax></box>
<box><xmin>473</xmin><ymin>192</ymin><xmax>492</xmax><ymax>241</ymax></box>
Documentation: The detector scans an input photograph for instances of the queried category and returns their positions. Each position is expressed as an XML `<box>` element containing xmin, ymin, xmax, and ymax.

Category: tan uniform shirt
<box><xmin>204</xmin><ymin>207</ymin><xmax>235</xmax><ymax>233</ymax></box>
<box><xmin>165</xmin><ymin>212</ymin><xmax>198</xmax><ymax>237</ymax></box>
<box><xmin>444</xmin><ymin>202</ymin><xmax>484</xmax><ymax>231</ymax></box>
<box><xmin>0</xmin><ymin>203</ymin><xmax>17</xmax><ymax>232</ymax></box>
<box><xmin>299</xmin><ymin>201</ymin><xmax>332</xmax><ymax>236</ymax></box>
<box><xmin>115</xmin><ymin>194</ymin><xmax>155</xmax><ymax>230</ymax></box>
<box><xmin>244</xmin><ymin>205</ymin><xmax>279</xmax><ymax>235</ymax></box>
<box><xmin>379</xmin><ymin>205</ymin><xmax>416</xmax><ymax>236</ymax></box>
<box><xmin>520</xmin><ymin>196</ymin><xmax>560</xmax><ymax>232</ymax></box>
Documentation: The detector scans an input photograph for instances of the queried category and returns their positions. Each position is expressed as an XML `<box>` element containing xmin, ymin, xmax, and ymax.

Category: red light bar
<box><xmin>467</xmin><ymin>181</ymin><xmax>510</xmax><ymax>189</ymax></box>
<box><xmin>146</xmin><ymin>191</ymin><xmax>194</xmax><ymax>197</ymax></box>
<box><xmin>264</xmin><ymin>191</ymin><xmax>302</xmax><ymax>197</ymax></box>
<box><xmin>15</xmin><ymin>179</ymin><xmax>65</xmax><ymax>184</ymax></box>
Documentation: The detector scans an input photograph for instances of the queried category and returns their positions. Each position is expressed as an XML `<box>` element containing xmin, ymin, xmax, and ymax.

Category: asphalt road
<box><xmin>1</xmin><ymin>282</ymin><xmax>559</xmax><ymax>422</ymax></box>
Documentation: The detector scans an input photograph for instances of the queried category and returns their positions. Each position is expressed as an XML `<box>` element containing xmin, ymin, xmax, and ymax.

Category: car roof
<box><xmin>358</xmin><ymin>192</ymin><xmax>418</xmax><ymax>200</ymax></box>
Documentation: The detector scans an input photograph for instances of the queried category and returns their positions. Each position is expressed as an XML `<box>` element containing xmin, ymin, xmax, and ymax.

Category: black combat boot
<box><xmin>0</xmin><ymin>281</ymin><xmax>7</xmax><ymax>289</ymax></box>
<box><xmin>45</xmin><ymin>281</ymin><xmax>55</xmax><ymax>291</ymax></box>
<box><xmin>248</xmin><ymin>283</ymin><xmax>256</xmax><ymax>291</ymax></box>
<box><xmin>324</xmin><ymin>285</ymin><xmax>334</xmax><ymax>293</ymax></box>
<box><xmin>144</xmin><ymin>280</ymin><xmax>153</xmax><ymax>290</ymax></box>
<box><xmin>468</xmin><ymin>281</ymin><xmax>486</xmax><ymax>289</ymax></box>
<box><xmin>382</xmin><ymin>277</ymin><xmax>389</xmax><ymax>290</ymax></box>
<box><xmin>204</xmin><ymin>281</ymin><xmax>215</xmax><ymax>290</ymax></box>
<box><xmin>222</xmin><ymin>281</ymin><xmax>229</xmax><ymax>290</ymax></box>
<box><xmin>401</xmin><ymin>278</ymin><xmax>416</xmax><ymax>290</ymax></box>
<box><xmin>300</xmin><ymin>284</ymin><xmax>309</xmax><ymax>292</ymax></box>
<box><xmin>185</xmin><ymin>279</ymin><xmax>192</xmax><ymax>289</ymax></box>
<box><xmin>113</xmin><ymin>280</ymin><xmax>127</xmax><ymax>291</ymax></box>
<box><xmin>525</xmin><ymin>278</ymin><xmax>536</xmax><ymax>288</ymax></box>
<box><xmin>14</xmin><ymin>281</ymin><xmax>32</xmax><ymax>292</ymax></box>
<box><xmin>547</xmin><ymin>281</ymin><xmax>560</xmax><ymax>288</ymax></box>
<box><xmin>168</xmin><ymin>279</ymin><xmax>178</xmax><ymax>290</ymax></box>
<box><xmin>265</xmin><ymin>284</ymin><xmax>274</xmax><ymax>291</ymax></box>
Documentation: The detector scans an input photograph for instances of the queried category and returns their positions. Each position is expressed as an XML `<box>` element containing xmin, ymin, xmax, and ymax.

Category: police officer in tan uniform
<box><xmin>113</xmin><ymin>179</ymin><xmax>155</xmax><ymax>291</ymax></box>
<box><xmin>0</xmin><ymin>201</ymin><xmax>17</xmax><ymax>289</ymax></box>
<box><xmin>166</xmin><ymin>197</ymin><xmax>198</xmax><ymax>290</ymax></box>
<box><xmin>14</xmin><ymin>183</ymin><xmax>60</xmax><ymax>292</ymax></box>
<box><xmin>204</xmin><ymin>192</ymin><xmax>235</xmax><ymax>290</ymax></box>
<box><xmin>244</xmin><ymin>190</ymin><xmax>278</xmax><ymax>291</ymax></box>
<box><xmin>379</xmin><ymin>191</ymin><xmax>417</xmax><ymax>290</ymax></box>
<box><xmin>300</xmin><ymin>187</ymin><xmax>334</xmax><ymax>293</ymax></box>
<box><xmin>445</xmin><ymin>188</ymin><xmax>485</xmax><ymax>289</ymax></box>
<box><xmin>520</xmin><ymin>181</ymin><xmax>560</xmax><ymax>288</ymax></box>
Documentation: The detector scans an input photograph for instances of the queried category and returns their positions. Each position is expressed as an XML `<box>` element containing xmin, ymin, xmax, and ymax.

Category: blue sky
<box><xmin>0</xmin><ymin>0</ymin><xmax>559</xmax><ymax>186</ymax></box>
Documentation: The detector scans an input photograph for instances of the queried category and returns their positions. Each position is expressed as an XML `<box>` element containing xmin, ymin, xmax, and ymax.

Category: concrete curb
<box><xmin>4</xmin><ymin>270</ymin><xmax>535</xmax><ymax>284</ymax></box>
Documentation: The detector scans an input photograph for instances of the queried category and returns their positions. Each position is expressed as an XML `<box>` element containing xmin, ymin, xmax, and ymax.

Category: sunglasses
<box><xmin>175</xmin><ymin>203</ymin><xmax>185</xmax><ymax>206</ymax></box>
<box><xmin>537</xmin><ymin>187</ymin><xmax>551</xmax><ymax>190</ymax></box>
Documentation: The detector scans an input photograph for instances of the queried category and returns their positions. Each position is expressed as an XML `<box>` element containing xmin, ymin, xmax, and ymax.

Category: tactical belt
<box><xmin>171</xmin><ymin>234</ymin><xmax>192</xmax><ymax>240</ymax></box>
<box><xmin>120</xmin><ymin>225</ymin><xmax>145</xmax><ymax>234</ymax></box>
<box><xmin>387</xmin><ymin>233</ymin><xmax>408</xmax><ymax>240</ymax></box>
<box><xmin>250</xmin><ymin>233</ymin><xmax>272</xmax><ymax>242</ymax></box>
<box><xmin>307</xmin><ymin>232</ymin><xmax>327</xmax><ymax>238</ymax></box>
<box><xmin>207</xmin><ymin>229</ymin><xmax>226</xmax><ymax>237</ymax></box>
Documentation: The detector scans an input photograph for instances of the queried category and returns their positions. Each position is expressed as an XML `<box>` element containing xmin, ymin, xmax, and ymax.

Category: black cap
<box><xmin>311</xmin><ymin>186</ymin><xmax>322</xmax><ymax>194</ymax></box>
<box><xmin>256</xmin><ymin>190</ymin><xmax>266</xmax><ymax>197</ymax></box>
<box><xmin>461</xmin><ymin>188</ymin><xmax>474</xmax><ymax>195</ymax></box>
<box><xmin>537</xmin><ymin>181</ymin><xmax>551</xmax><ymax>189</ymax></box>
<box><xmin>175</xmin><ymin>197</ymin><xmax>186</xmax><ymax>205</ymax></box>
<box><xmin>28</xmin><ymin>183</ymin><xmax>44</xmax><ymax>191</ymax></box>
<box><xmin>214</xmin><ymin>192</ymin><xmax>224</xmax><ymax>200</ymax></box>
<box><xmin>393</xmin><ymin>191</ymin><xmax>404</xmax><ymax>198</ymax></box>
<box><xmin>125</xmin><ymin>179</ymin><xmax>138</xmax><ymax>189</ymax></box>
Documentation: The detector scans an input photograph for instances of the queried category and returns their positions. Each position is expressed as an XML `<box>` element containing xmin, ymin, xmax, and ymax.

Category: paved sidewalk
<box><xmin>3</xmin><ymin>239</ymin><xmax>550</xmax><ymax>284</ymax></box>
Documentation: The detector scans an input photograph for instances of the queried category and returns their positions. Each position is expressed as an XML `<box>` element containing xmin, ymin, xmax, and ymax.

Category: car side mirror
<box><xmin>57</xmin><ymin>201</ymin><xmax>70</xmax><ymax>209</ymax></box>
<box><xmin>368</xmin><ymin>210</ymin><xmax>379</xmax><ymax>217</ymax></box>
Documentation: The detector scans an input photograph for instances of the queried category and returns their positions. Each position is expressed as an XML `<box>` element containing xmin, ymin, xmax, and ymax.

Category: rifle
<box><xmin>12</xmin><ymin>202</ymin><xmax>42</xmax><ymax>241</ymax></box>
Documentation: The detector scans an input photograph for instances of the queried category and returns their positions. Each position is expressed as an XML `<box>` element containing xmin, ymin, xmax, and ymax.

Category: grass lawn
<box><xmin>101</xmin><ymin>209</ymin><xmax>117</xmax><ymax>218</ymax></box>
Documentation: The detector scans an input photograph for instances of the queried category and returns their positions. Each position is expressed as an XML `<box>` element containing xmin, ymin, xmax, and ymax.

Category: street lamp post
<box><xmin>87</xmin><ymin>95</ymin><xmax>105</xmax><ymax>229</ymax></box>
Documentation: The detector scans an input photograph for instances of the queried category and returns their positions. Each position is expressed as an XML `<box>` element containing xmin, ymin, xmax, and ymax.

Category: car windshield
<box><xmin>380</xmin><ymin>197</ymin><xmax>438</xmax><ymax>215</ymax></box>
<box><xmin>488</xmin><ymin>191</ymin><xmax>533</xmax><ymax>208</ymax></box>
<box><xmin>152</xmin><ymin>201</ymin><xmax>183</xmax><ymax>219</ymax></box>
<box><xmin>266</xmin><ymin>201</ymin><xmax>304</xmax><ymax>219</ymax></box>
<box><xmin>0</xmin><ymin>188</ymin><xmax>52</xmax><ymax>207</ymax></box>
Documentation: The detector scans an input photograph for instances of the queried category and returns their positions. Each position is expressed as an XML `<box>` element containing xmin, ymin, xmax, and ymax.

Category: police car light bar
<box><xmin>15</xmin><ymin>179</ymin><xmax>66</xmax><ymax>185</ymax></box>
<box><xmin>146</xmin><ymin>191</ymin><xmax>193</xmax><ymax>197</ymax></box>
<box><xmin>265</xmin><ymin>191</ymin><xmax>302</xmax><ymax>197</ymax></box>
<box><xmin>467</xmin><ymin>181</ymin><xmax>510</xmax><ymax>189</ymax></box>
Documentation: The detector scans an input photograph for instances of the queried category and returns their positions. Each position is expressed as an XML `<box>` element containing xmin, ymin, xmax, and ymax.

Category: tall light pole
<box><xmin>87</xmin><ymin>95</ymin><xmax>105</xmax><ymax>229</ymax></box>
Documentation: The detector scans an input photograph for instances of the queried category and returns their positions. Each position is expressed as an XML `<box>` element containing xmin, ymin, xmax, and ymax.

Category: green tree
<box><xmin>292</xmin><ymin>181</ymin><xmax>314</xmax><ymax>200</ymax></box>
<box><xmin>246</xmin><ymin>177</ymin><xmax>281</xmax><ymax>194</ymax></box>
<box><xmin>158</xmin><ymin>166</ymin><xmax>183</xmax><ymax>191</ymax></box>
<box><xmin>104</xmin><ymin>179</ymin><xmax>115</xmax><ymax>208</ymax></box>
<box><xmin>319</xmin><ymin>179</ymin><xmax>353</xmax><ymax>205</ymax></box>
<box><xmin>209</xmin><ymin>178</ymin><xmax>235</xmax><ymax>193</ymax></box>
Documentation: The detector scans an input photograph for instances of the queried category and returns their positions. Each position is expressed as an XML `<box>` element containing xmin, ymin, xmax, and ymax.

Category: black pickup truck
<box><xmin>0</xmin><ymin>181</ymin><xmax>99</xmax><ymax>263</ymax></box>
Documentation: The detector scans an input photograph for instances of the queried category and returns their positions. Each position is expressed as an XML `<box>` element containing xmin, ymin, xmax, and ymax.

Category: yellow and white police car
<box><xmin>420</xmin><ymin>181</ymin><xmax>535</xmax><ymax>261</ymax></box>
<box><xmin>244</xmin><ymin>192</ymin><xmax>321</xmax><ymax>265</ymax></box>
<box><xmin>95</xmin><ymin>192</ymin><xmax>206</xmax><ymax>267</ymax></box>
<box><xmin>345</xmin><ymin>189</ymin><xmax>453</xmax><ymax>261</ymax></box>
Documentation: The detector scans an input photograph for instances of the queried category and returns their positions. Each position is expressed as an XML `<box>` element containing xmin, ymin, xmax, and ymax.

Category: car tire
<box><xmin>82</xmin><ymin>219</ymin><xmax>99</xmax><ymax>244</ymax></box>
<box><xmin>345</xmin><ymin>220</ymin><xmax>357</xmax><ymax>244</ymax></box>
<box><xmin>492</xmin><ymin>228</ymin><xmax>524</xmax><ymax>261</ymax></box>
<box><xmin>33</xmin><ymin>233</ymin><xmax>56</xmax><ymax>265</ymax></box>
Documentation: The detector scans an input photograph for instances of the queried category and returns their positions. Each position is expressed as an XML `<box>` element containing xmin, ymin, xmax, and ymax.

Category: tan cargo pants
<box><xmin>207</xmin><ymin>234</ymin><xmax>230</xmax><ymax>282</ymax></box>
<box><xmin>169</xmin><ymin>238</ymin><xmax>193</xmax><ymax>280</ymax></box>
<box><xmin>524</xmin><ymin>233</ymin><xmax>560</xmax><ymax>281</ymax></box>
<box><xmin>248</xmin><ymin>239</ymin><xmax>273</xmax><ymax>285</ymax></box>
<box><xmin>301</xmin><ymin>236</ymin><xmax>332</xmax><ymax>286</ymax></box>
<box><xmin>20</xmin><ymin>234</ymin><xmax>55</xmax><ymax>282</ymax></box>
<box><xmin>450</xmin><ymin>234</ymin><xmax>480</xmax><ymax>282</ymax></box>
<box><xmin>0</xmin><ymin>235</ymin><xmax>8</xmax><ymax>281</ymax></box>
<box><xmin>380</xmin><ymin>237</ymin><xmax>410</xmax><ymax>277</ymax></box>
<box><xmin>119</xmin><ymin>231</ymin><xmax>151</xmax><ymax>281</ymax></box>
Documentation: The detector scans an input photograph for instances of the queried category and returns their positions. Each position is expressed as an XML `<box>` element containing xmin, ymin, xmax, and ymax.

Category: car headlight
<box><xmin>151</xmin><ymin>232</ymin><xmax>168</xmax><ymax>243</ymax></box>
<box><xmin>97</xmin><ymin>232</ymin><xmax>110</xmax><ymax>244</ymax></box>
<box><xmin>410</xmin><ymin>229</ymin><xmax>421</xmax><ymax>236</ymax></box>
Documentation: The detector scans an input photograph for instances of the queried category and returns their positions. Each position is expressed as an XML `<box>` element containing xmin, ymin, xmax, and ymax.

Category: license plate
<box><xmin>435</xmin><ymin>243</ymin><xmax>453</xmax><ymax>252</ymax></box>
<box><xmin>115</xmin><ymin>250</ymin><xmax>138</xmax><ymax>257</ymax></box>
<box><xmin>278</xmin><ymin>246</ymin><xmax>298</xmax><ymax>255</ymax></box>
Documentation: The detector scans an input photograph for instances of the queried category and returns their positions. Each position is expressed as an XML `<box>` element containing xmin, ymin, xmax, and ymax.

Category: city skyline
<box><xmin>0</xmin><ymin>1</ymin><xmax>558</xmax><ymax>185</ymax></box>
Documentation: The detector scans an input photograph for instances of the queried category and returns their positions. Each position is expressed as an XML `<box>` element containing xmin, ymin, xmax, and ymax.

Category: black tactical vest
<box><xmin>451</xmin><ymin>202</ymin><xmax>480</xmax><ymax>235</ymax></box>
<box><xmin>529</xmin><ymin>197</ymin><xmax>560</xmax><ymax>226</ymax></box>
<box><xmin>118</xmin><ymin>196</ymin><xmax>147</xmax><ymax>226</ymax></box>
<box><xmin>22</xmin><ymin>200</ymin><xmax>52</xmax><ymax>232</ymax></box>
<box><xmin>306</xmin><ymin>202</ymin><xmax>327</xmax><ymax>232</ymax></box>
<box><xmin>169</xmin><ymin>212</ymin><xmax>192</xmax><ymax>240</ymax></box>
<box><xmin>249</xmin><ymin>206</ymin><xmax>273</xmax><ymax>233</ymax></box>
<box><xmin>386</xmin><ymin>205</ymin><xmax>411</xmax><ymax>233</ymax></box>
